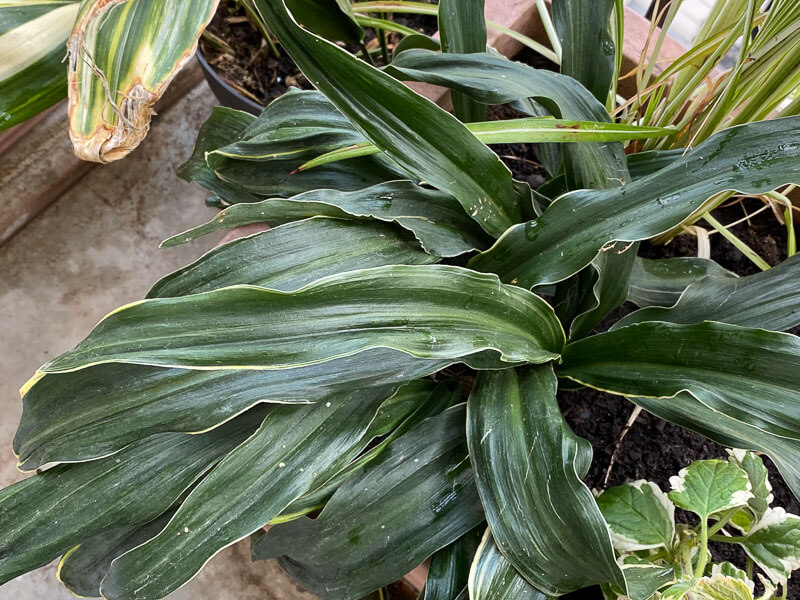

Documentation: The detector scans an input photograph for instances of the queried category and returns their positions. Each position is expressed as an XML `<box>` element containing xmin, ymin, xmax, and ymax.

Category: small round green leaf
<box><xmin>727</xmin><ymin>449</ymin><xmax>773</xmax><ymax>531</ymax></box>
<box><xmin>736</xmin><ymin>507</ymin><xmax>800</xmax><ymax>586</ymax></box>
<box><xmin>597</xmin><ymin>481</ymin><xmax>675</xmax><ymax>552</ymax></box>
<box><xmin>668</xmin><ymin>459</ymin><xmax>753</xmax><ymax>520</ymax></box>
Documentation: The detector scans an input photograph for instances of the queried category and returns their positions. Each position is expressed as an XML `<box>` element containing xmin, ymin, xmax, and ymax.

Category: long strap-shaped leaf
<box><xmin>0</xmin><ymin>408</ymin><xmax>265</xmax><ymax>585</ymax></box>
<box><xmin>58</xmin><ymin>510</ymin><xmax>176</xmax><ymax>598</ymax></box>
<box><xmin>251</xmin><ymin>404</ymin><xmax>485</xmax><ymax>599</ymax></box>
<box><xmin>204</xmin><ymin>89</ymin><xmax>409</xmax><ymax>198</ymax></box>
<box><xmin>615</xmin><ymin>252</ymin><xmax>800</xmax><ymax>331</ymax></box>
<box><xmin>16</xmin><ymin>348</ymin><xmax>449</xmax><ymax>471</ymax></box>
<box><xmin>438</xmin><ymin>0</ymin><xmax>486</xmax><ymax>123</ymax></box>
<box><xmin>150</xmin><ymin>217</ymin><xmax>437</xmax><ymax>298</ymax></box>
<box><xmin>556</xmin><ymin>241</ymin><xmax>639</xmax><ymax>340</ymax></box>
<box><xmin>33</xmin><ymin>265</ymin><xmax>564</xmax><ymax>376</ymax></box>
<box><xmin>162</xmin><ymin>182</ymin><xmax>492</xmax><ymax>258</ymax></box>
<box><xmin>387</xmin><ymin>49</ymin><xmax>642</xmax><ymax>335</ymax></box>
<box><xmin>252</xmin><ymin>0</ymin><xmax>521</xmax><ymax>236</ymax></box>
<box><xmin>388</xmin><ymin>49</ymin><xmax>627</xmax><ymax>190</ymax></box>
<box><xmin>101</xmin><ymin>385</ymin><xmax>394</xmax><ymax>600</ymax></box>
<box><xmin>626</xmin><ymin>257</ymin><xmax>737</xmax><ymax>308</ymax></box>
<box><xmin>552</xmin><ymin>0</ymin><xmax>615</xmax><ymax>103</ymax></box>
<box><xmin>560</xmin><ymin>322</ymin><xmax>800</xmax><ymax>442</ymax></box>
<box><xmin>470</xmin><ymin>116</ymin><xmax>800</xmax><ymax>287</ymax></box>
<box><xmin>467</xmin><ymin>365</ymin><xmax>625</xmax><ymax>595</ymax></box>
<box><xmin>206</xmin><ymin>88</ymin><xmax>367</xmax><ymax>165</ymax></box>
<box><xmin>0</xmin><ymin>1</ymin><xmax>80</xmax><ymax>130</ymax></box>
<box><xmin>299</xmin><ymin>118</ymin><xmax>676</xmax><ymax>170</ymax></box>
<box><xmin>176</xmin><ymin>106</ymin><xmax>262</xmax><ymax>205</ymax></box>
<box><xmin>423</xmin><ymin>527</ymin><xmax>484</xmax><ymax>600</ymax></box>
<box><xmin>279</xmin><ymin>379</ymin><xmax>459</xmax><ymax>520</ymax></box>
<box><xmin>468</xmin><ymin>530</ymin><xmax>552</xmax><ymax>600</ymax></box>
<box><xmin>67</xmin><ymin>0</ymin><xmax>217</xmax><ymax>162</ymax></box>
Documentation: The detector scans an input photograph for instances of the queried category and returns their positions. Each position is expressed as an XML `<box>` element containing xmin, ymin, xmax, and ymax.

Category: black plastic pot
<box><xmin>196</xmin><ymin>50</ymin><xmax>264</xmax><ymax>115</ymax></box>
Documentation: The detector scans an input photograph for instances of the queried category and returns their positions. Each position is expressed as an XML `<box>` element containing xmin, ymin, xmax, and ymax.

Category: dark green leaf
<box><xmin>279</xmin><ymin>379</ymin><xmax>460</xmax><ymax>519</ymax></box>
<box><xmin>388</xmin><ymin>49</ymin><xmax>627</xmax><ymax>190</ymax></box>
<box><xmin>0</xmin><ymin>409</ymin><xmax>266</xmax><ymax>585</ymax></box>
<box><xmin>206</xmin><ymin>89</ymin><xmax>366</xmax><ymax>167</ymax></box>
<box><xmin>422</xmin><ymin>526</ymin><xmax>484</xmax><ymax>600</ymax></box>
<box><xmin>58</xmin><ymin>510</ymin><xmax>176</xmax><ymax>598</ymax></box>
<box><xmin>101</xmin><ymin>386</ymin><xmax>395</xmax><ymax>599</ymax></box>
<box><xmin>38</xmin><ymin>265</ymin><xmax>564</xmax><ymax>374</ymax></box>
<box><xmin>469</xmin><ymin>117</ymin><xmax>800</xmax><ymax>287</ymax></box>
<box><xmin>564</xmin><ymin>241</ymin><xmax>639</xmax><ymax>339</ymax></box>
<box><xmin>553</xmin><ymin>0</ymin><xmax>615</xmax><ymax>102</ymax></box>
<box><xmin>176</xmin><ymin>106</ymin><xmax>262</xmax><ymax>205</ymax></box>
<box><xmin>560</xmin><ymin>322</ymin><xmax>800</xmax><ymax>442</ymax></box>
<box><xmin>362</xmin><ymin>379</ymin><xmax>437</xmax><ymax>440</ymax></box>
<box><xmin>615</xmin><ymin>253</ymin><xmax>800</xmax><ymax>331</ymax></box>
<box><xmin>438</xmin><ymin>0</ymin><xmax>486</xmax><ymax>123</ymax></box>
<box><xmin>254</xmin><ymin>0</ymin><xmax>522</xmax><ymax>236</ymax></box>
<box><xmin>16</xmin><ymin>349</ymin><xmax>447</xmax><ymax>471</ymax></box>
<box><xmin>392</xmin><ymin>32</ymin><xmax>440</xmax><ymax>58</ymax></box>
<box><xmin>468</xmin><ymin>530</ymin><xmax>552</xmax><ymax>600</ymax></box>
<box><xmin>626</xmin><ymin>149</ymin><xmax>685</xmax><ymax>180</ymax></box>
<box><xmin>161</xmin><ymin>181</ymin><xmax>492</xmax><ymax>258</ymax></box>
<box><xmin>466</xmin><ymin>365</ymin><xmax>624</xmax><ymax>595</ymax></box>
<box><xmin>251</xmin><ymin>404</ymin><xmax>485</xmax><ymax>599</ymax></box>
<box><xmin>626</xmin><ymin>257</ymin><xmax>737</xmax><ymax>308</ymax></box>
<box><xmin>203</xmin><ymin>89</ymin><xmax>407</xmax><ymax>198</ymax></box>
<box><xmin>150</xmin><ymin>217</ymin><xmax>436</xmax><ymax>298</ymax></box>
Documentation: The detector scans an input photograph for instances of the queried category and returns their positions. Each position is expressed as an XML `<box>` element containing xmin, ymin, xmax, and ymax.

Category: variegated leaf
<box><xmin>668</xmin><ymin>459</ymin><xmax>753</xmax><ymax>520</ymax></box>
<box><xmin>0</xmin><ymin>1</ymin><xmax>80</xmax><ymax>129</ymax></box>
<box><xmin>67</xmin><ymin>0</ymin><xmax>218</xmax><ymax>162</ymax></box>
<box><xmin>596</xmin><ymin>481</ymin><xmax>675</xmax><ymax>552</ymax></box>
<box><xmin>727</xmin><ymin>449</ymin><xmax>774</xmax><ymax>531</ymax></box>
<box><xmin>736</xmin><ymin>507</ymin><xmax>800</xmax><ymax>586</ymax></box>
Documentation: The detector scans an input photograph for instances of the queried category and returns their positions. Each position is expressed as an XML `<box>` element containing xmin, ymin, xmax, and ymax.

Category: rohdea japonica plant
<box><xmin>2</xmin><ymin>0</ymin><xmax>800</xmax><ymax>599</ymax></box>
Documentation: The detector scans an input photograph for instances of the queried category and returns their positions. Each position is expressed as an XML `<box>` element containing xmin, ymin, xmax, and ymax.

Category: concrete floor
<box><xmin>0</xmin><ymin>80</ymin><xmax>315</xmax><ymax>600</ymax></box>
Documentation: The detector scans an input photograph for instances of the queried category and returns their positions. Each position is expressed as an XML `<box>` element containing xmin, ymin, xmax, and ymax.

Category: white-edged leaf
<box><xmin>597</xmin><ymin>480</ymin><xmax>675</xmax><ymax>552</ymax></box>
<box><xmin>668</xmin><ymin>459</ymin><xmax>753</xmax><ymax>520</ymax></box>
<box><xmin>727</xmin><ymin>449</ymin><xmax>773</xmax><ymax>531</ymax></box>
<box><xmin>736</xmin><ymin>507</ymin><xmax>800</xmax><ymax>586</ymax></box>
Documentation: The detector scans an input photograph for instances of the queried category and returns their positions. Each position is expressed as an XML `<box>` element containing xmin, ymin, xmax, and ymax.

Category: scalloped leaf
<box><xmin>668</xmin><ymin>459</ymin><xmax>752</xmax><ymax>520</ymax></box>
<box><xmin>597</xmin><ymin>481</ymin><xmax>675</xmax><ymax>552</ymax></box>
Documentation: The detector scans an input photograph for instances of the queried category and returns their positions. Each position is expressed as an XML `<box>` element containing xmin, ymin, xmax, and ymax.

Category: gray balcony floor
<box><xmin>0</xmin><ymin>80</ymin><xmax>315</xmax><ymax>600</ymax></box>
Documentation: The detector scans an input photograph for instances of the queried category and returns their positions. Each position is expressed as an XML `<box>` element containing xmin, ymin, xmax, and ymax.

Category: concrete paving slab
<box><xmin>0</xmin><ymin>81</ymin><xmax>315</xmax><ymax>599</ymax></box>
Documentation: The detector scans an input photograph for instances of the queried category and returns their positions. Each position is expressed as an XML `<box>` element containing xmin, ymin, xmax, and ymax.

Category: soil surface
<box><xmin>200</xmin><ymin>0</ymin><xmax>437</xmax><ymax>105</ymax></box>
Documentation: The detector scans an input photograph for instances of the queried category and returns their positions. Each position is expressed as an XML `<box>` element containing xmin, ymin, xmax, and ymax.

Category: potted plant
<box><xmin>0</xmin><ymin>0</ymin><xmax>551</xmax><ymax>162</ymax></box>
<box><xmin>1</xmin><ymin>0</ymin><xmax>800</xmax><ymax>599</ymax></box>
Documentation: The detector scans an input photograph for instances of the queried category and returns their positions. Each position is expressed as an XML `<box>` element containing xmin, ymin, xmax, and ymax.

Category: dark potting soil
<box><xmin>488</xmin><ymin>103</ymin><xmax>550</xmax><ymax>189</ymax></box>
<box><xmin>200</xmin><ymin>0</ymin><xmax>313</xmax><ymax>105</ymax></box>
<box><xmin>200</xmin><ymin>0</ymin><xmax>438</xmax><ymax>106</ymax></box>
